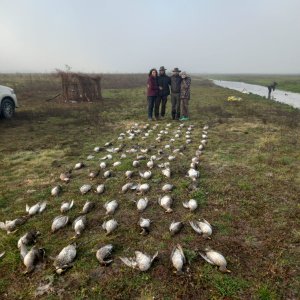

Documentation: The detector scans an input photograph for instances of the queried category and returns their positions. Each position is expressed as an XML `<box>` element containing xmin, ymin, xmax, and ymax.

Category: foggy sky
<box><xmin>0</xmin><ymin>0</ymin><xmax>299</xmax><ymax>73</ymax></box>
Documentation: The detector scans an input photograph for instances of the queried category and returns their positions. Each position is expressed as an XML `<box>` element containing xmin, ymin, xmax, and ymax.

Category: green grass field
<box><xmin>0</xmin><ymin>74</ymin><xmax>299</xmax><ymax>299</ymax></box>
<box><xmin>209</xmin><ymin>74</ymin><xmax>300</xmax><ymax>93</ymax></box>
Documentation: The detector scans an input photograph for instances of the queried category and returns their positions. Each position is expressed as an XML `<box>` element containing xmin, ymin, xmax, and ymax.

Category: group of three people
<box><xmin>147</xmin><ymin>66</ymin><xmax>191</xmax><ymax>121</ymax></box>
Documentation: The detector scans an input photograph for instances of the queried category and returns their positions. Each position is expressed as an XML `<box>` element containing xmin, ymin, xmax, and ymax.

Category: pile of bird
<box><xmin>0</xmin><ymin>122</ymin><xmax>231</xmax><ymax>277</ymax></box>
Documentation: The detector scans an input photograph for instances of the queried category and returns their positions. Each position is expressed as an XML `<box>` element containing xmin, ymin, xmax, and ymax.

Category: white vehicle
<box><xmin>0</xmin><ymin>85</ymin><xmax>19</xmax><ymax>119</ymax></box>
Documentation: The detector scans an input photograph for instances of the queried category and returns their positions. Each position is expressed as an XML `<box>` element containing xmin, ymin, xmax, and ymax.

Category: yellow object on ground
<box><xmin>227</xmin><ymin>96</ymin><xmax>242</xmax><ymax>102</ymax></box>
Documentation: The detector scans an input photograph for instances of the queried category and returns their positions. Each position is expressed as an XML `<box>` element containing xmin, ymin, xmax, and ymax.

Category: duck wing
<box><xmin>176</xmin><ymin>244</ymin><xmax>186</xmax><ymax>264</ymax></box>
<box><xmin>199</xmin><ymin>252</ymin><xmax>214</xmax><ymax>265</ymax></box>
<box><xmin>182</xmin><ymin>201</ymin><xmax>190</xmax><ymax>208</ymax></box>
<box><xmin>120</xmin><ymin>257</ymin><xmax>136</xmax><ymax>268</ymax></box>
<box><xmin>151</xmin><ymin>251</ymin><xmax>158</xmax><ymax>263</ymax></box>
<box><xmin>39</xmin><ymin>201</ymin><xmax>47</xmax><ymax>213</ymax></box>
<box><xmin>189</xmin><ymin>221</ymin><xmax>202</xmax><ymax>234</ymax></box>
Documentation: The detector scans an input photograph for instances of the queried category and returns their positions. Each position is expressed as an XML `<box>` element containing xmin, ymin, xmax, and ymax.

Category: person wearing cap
<box><xmin>179</xmin><ymin>71</ymin><xmax>191</xmax><ymax>121</ymax></box>
<box><xmin>156</xmin><ymin>66</ymin><xmax>171</xmax><ymax>120</ymax></box>
<box><xmin>170</xmin><ymin>67</ymin><xmax>182</xmax><ymax>120</ymax></box>
<box><xmin>146</xmin><ymin>68</ymin><xmax>159</xmax><ymax>121</ymax></box>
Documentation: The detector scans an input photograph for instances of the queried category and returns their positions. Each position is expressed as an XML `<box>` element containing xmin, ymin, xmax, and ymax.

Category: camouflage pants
<box><xmin>181</xmin><ymin>98</ymin><xmax>189</xmax><ymax>117</ymax></box>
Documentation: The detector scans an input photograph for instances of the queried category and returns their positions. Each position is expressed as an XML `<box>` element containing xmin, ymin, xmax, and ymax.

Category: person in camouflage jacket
<box><xmin>179</xmin><ymin>71</ymin><xmax>191</xmax><ymax>121</ymax></box>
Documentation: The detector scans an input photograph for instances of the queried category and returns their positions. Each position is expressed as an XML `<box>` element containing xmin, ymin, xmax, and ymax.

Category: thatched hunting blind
<box><xmin>57</xmin><ymin>70</ymin><xmax>102</xmax><ymax>102</ymax></box>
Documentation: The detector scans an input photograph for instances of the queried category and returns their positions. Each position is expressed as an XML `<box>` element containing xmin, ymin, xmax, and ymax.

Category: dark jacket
<box><xmin>147</xmin><ymin>76</ymin><xmax>159</xmax><ymax>96</ymax></box>
<box><xmin>157</xmin><ymin>74</ymin><xmax>171</xmax><ymax>96</ymax></box>
<box><xmin>170</xmin><ymin>75</ymin><xmax>182</xmax><ymax>93</ymax></box>
<box><xmin>180</xmin><ymin>77</ymin><xmax>191</xmax><ymax>99</ymax></box>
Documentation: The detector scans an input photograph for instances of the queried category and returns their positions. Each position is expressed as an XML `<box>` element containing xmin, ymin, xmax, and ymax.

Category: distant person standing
<box><xmin>147</xmin><ymin>68</ymin><xmax>159</xmax><ymax>121</ymax></box>
<box><xmin>267</xmin><ymin>82</ymin><xmax>278</xmax><ymax>99</ymax></box>
<box><xmin>170</xmin><ymin>67</ymin><xmax>182</xmax><ymax>120</ymax></box>
<box><xmin>179</xmin><ymin>71</ymin><xmax>191</xmax><ymax>121</ymax></box>
<box><xmin>156</xmin><ymin>66</ymin><xmax>171</xmax><ymax>119</ymax></box>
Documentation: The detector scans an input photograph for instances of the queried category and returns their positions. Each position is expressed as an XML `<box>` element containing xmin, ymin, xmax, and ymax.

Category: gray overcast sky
<box><xmin>0</xmin><ymin>0</ymin><xmax>299</xmax><ymax>73</ymax></box>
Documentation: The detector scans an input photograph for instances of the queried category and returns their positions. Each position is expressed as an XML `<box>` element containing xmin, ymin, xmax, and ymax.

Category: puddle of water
<box><xmin>212</xmin><ymin>80</ymin><xmax>300</xmax><ymax>109</ymax></box>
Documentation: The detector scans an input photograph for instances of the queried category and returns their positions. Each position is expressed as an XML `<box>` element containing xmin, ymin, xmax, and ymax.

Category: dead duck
<box><xmin>122</xmin><ymin>182</ymin><xmax>136</xmax><ymax>193</ymax></box>
<box><xmin>158</xmin><ymin>195</ymin><xmax>173</xmax><ymax>213</ymax></box>
<box><xmin>201</xmin><ymin>139</ymin><xmax>207</xmax><ymax>146</ymax></box>
<box><xmin>125</xmin><ymin>170</ymin><xmax>134</xmax><ymax>179</ymax></box>
<box><xmin>72</xmin><ymin>215</ymin><xmax>87</xmax><ymax>238</ymax></box>
<box><xmin>113</xmin><ymin>161</ymin><xmax>121</xmax><ymax>167</ymax></box>
<box><xmin>162</xmin><ymin>168</ymin><xmax>171</xmax><ymax>178</ymax></box>
<box><xmin>104</xmin><ymin>141</ymin><xmax>112</xmax><ymax>147</ymax></box>
<box><xmin>182</xmin><ymin>199</ymin><xmax>198</xmax><ymax>211</ymax></box>
<box><xmin>199</xmin><ymin>247</ymin><xmax>230</xmax><ymax>273</ymax></box>
<box><xmin>187</xmin><ymin>168</ymin><xmax>199</xmax><ymax>181</ymax></box>
<box><xmin>0</xmin><ymin>216</ymin><xmax>28</xmax><ymax>234</ymax></box>
<box><xmin>80</xmin><ymin>184</ymin><xmax>92</xmax><ymax>195</ymax></box>
<box><xmin>102</xmin><ymin>219</ymin><xmax>118</xmax><ymax>235</ymax></box>
<box><xmin>74</xmin><ymin>162</ymin><xmax>85</xmax><ymax>170</ymax></box>
<box><xmin>51</xmin><ymin>185</ymin><xmax>62</xmax><ymax>197</ymax></box>
<box><xmin>168</xmin><ymin>155</ymin><xmax>176</xmax><ymax>161</ymax></box>
<box><xmin>51</xmin><ymin>215</ymin><xmax>69</xmax><ymax>233</ymax></box>
<box><xmin>138</xmin><ymin>217</ymin><xmax>151</xmax><ymax>235</ymax></box>
<box><xmin>191</xmin><ymin>157</ymin><xmax>200</xmax><ymax>164</ymax></box>
<box><xmin>21</xmin><ymin>245</ymin><xmax>45</xmax><ymax>274</ymax></box>
<box><xmin>162</xmin><ymin>183</ymin><xmax>174</xmax><ymax>193</ymax></box>
<box><xmin>132</xmin><ymin>160</ymin><xmax>140</xmax><ymax>167</ymax></box>
<box><xmin>103</xmin><ymin>170</ymin><xmax>112</xmax><ymax>178</ymax></box>
<box><xmin>82</xmin><ymin>201</ymin><xmax>95</xmax><ymax>214</ymax></box>
<box><xmin>195</xmin><ymin>150</ymin><xmax>202</xmax><ymax>157</ymax></box>
<box><xmin>147</xmin><ymin>159</ymin><xmax>154</xmax><ymax>169</ymax></box>
<box><xmin>171</xmin><ymin>244</ymin><xmax>186</xmax><ymax>274</ymax></box>
<box><xmin>169</xmin><ymin>221</ymin><xmax>184</xmax><ymax>235</ymax></box>
<box><xmin>60</xmin><ymin>170</ymin><xmax>72</xmax><ymax>183</ymax></box>
<box><xmin>140</xmin><ymin>148</ymin><xmax>149</xmax><ymax>153</ymax></box>
<box><xmin>120</xmin><ymin>251</ymin><xmax>158</xmax><ymax>272</ymax></box>
<box><xmin>101</xmin><ymin>154</ymin><xmax>113</xmax><ymax>160</ymax></box>
<box><xmin>60</xmin><ymin>200</ymin><xmax>74</xmax><ymax>213</ymax></box>
<box><xmin>53</xmin><ymin>243</ymin><xmax>77</xmax><ymax>275</ymax></box>
<box><xmin>96</xmin><ymin>184</ymin><xmax>105</xmax><ymax>194</ymax></box>
<box><xmin>104</xmin><ymin>200</ymin><xmax>118</xmax><ymax>215</ymax></box>
<box><xmin>26</xmin><ymin>201</ymin><xmax>47</xmax><ymax>217</ymax></box>
<box><xmin>136</xmin><ymin>197</ymin><xmax>148</xmax><ymax>212</ymax></box>
<box><xmin>137</xmin><ymin>155</ymin><xmax>146</xmax><ymax>161</ymax></box>
<box><xmin>96</xmin><ymin>244</ymin><xmax>114</xmax><ymax>265</ymax></box>
<box><xmin>18</xmin><ymin>230</ymin><xmax>41</xmax><ymax>248</ymax></box>
<box><xmin>139</xmin><ymin>171</ymin><xmax>152</xmax><ymax>179</ymax></box>
<box><xmin>189</xmin><ymin>219</ymin><xmax>212</xmax><ymax>239</ymax></box>
<box><xmin>89</xmin><ymin>170</ymin><xmax>99</xmax><ymax>179</ymax></box>
<box><xmin>136</xmin><ymin>183</ymin><xmax>150</xmax><ymax>194</ymax></box>
<box><xmin>100</xmin><ymin>162</ymin><xmax>107</xmax><ymax>169</ymax></box>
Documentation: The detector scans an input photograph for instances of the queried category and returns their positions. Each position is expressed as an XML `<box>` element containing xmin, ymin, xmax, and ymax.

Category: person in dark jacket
<box><xmin>147</xmin><ymin>68</ymin><xmax>159</xmax><ymax>121</ymax></box>
<box><xmin>155</xmin><ymin>66</ymin><xmax>171</xmax><ymax>119</ymax></box>
<box><xmin>170</xmin><ymin>67</ymin><xmax>182</xmax><ymax>120</ymax></box>
<box><xmin>179</xmin><ymin>71</ymin><xmax>191</xmax><ymax>121</ymax></box>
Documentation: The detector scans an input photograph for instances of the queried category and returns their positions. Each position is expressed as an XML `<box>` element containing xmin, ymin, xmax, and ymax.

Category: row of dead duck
<box><xmin>0</xmin><ymin>123</ymin><xmax>231</xmax><ymax>275</ymax></box>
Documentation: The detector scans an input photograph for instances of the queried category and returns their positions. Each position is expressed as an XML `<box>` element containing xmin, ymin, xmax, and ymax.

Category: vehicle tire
<box><xmin>1</xmin><ymin>98</ymin><xmax>15</xmax><ymax>119</ymax></box>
